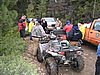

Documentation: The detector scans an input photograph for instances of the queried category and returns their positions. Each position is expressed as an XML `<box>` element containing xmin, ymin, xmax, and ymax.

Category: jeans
<box><xmin>20</xmin><ymin>30</ymin><xmax>25</xmax><ymax>38</ymax></box>
<box><xmin>29</xmin><ymin>32</ymin><xmax>32</xmax><ymax>40</ymax></box>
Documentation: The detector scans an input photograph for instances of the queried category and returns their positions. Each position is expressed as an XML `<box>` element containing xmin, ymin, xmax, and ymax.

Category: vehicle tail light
<box><xmin>58</xmin><ymin>52</ymin><xmax>65</xmax><ymax>55</ymax></box>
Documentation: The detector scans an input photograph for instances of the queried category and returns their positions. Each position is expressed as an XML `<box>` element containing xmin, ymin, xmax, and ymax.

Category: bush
<box><xmin>0</xmin><ymin>26</ymin><xmax>27</xmax><ymax>56</ymax></box>
<box><xmin>0</xmin><ymin>26</ymin><xmax>38</xmax><ymax>75</ymax></box>
<box><xmin>0</xmin><ymin>54</ymin><xmax>38</xmax><ymax>75</ymax></box>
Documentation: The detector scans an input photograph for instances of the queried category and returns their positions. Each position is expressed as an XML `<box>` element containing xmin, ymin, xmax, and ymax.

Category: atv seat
<box><xmin>52</xmin><ymin>29</ymin><xmax>66</xmax><ymax>40</ymax></box>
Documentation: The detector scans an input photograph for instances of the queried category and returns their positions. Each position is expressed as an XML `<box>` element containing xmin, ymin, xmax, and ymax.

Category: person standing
<box><xmin>55</xmin><ymin>18</ymin><xmax>62</xmax><ymax>29</ymax></box>
<box><xmin>67</xmin><ymin>24</ymin><xmax>82</xmax><ymax>46</ymax></box>
<box><xmin>95</xmin><ymin>43</ymin><xmax>100</xmax><ymax>75</ymax></box>
<box><xmin>41</xmin><ymin>19</ymin><xmax>47</xmax><ymax>32</ymax></box>
<box><xmin>18</xmin><ymin>19</ymin><xmax>26</xmax><ymax>40</ymax></box>
<box><xmin>63</xmin><ymin>20</ymin><xmax>73</xmax><ymax>36</ymax></box>
<box><xmin>31</xmin><ymin>21</ymin><xmax>46</xmax><ymax>56</ymax></box>
<box><xmin>29</xmin><ymin>19</ymin><xmax>35</xmax><ymax>40</ymax></box>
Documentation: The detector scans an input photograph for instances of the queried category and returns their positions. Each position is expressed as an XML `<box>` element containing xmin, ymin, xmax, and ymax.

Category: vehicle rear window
<box><xmin>44</xmin><ymin>18</ymin><xmax>55</xmax><ymax>22</ymax></box>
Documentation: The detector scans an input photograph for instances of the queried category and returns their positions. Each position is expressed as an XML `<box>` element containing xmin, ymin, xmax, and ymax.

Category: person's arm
<box><xmin>63</xmin><ymin>26</ymin><xmax>66</xmax><ymax>31</ymax></box>
<box><xmin>39</xmin><ymin>25</ymin><xmax>46</xmax><ymax>35</ymax></box>
<box><xmin>31</xmin><ymin>26</ymin><xmax>36</xmax><ymax>36</ymax></box>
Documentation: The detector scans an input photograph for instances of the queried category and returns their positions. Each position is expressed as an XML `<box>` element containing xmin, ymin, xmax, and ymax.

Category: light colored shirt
<box><xmin>32</xmin><ymin>25</ymin><xmax>46</xmax><ymax>37</ymax></box>
<box><xmin>56</xmin><ymin>20</ymin><xmax>62</xmax><ymax>27</ymax></box>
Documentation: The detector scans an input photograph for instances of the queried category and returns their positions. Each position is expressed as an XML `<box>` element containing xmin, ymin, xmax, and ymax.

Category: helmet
<box><xmin>61</xmin><ymin>40</ymin><xmax>70</xmax><ymax>49</ymax></box>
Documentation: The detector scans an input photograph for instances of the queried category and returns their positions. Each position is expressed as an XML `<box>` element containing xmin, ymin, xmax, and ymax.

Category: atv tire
<box><xmin>45</xmin><ymin>57</ymin><xmax>58</xmax><ymax>75</ymax></box>
<box><xmin>71</xmin><ymin>55</ymin><xmax>84</xmax><ymax>72</ymax></box>
<box><xmin>37</xmin><ymin>47</ymin><xmax>43</xmax><ymax>63</ymax></box>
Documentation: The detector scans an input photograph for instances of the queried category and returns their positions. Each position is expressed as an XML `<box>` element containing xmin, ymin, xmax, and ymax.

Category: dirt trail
<box><xmin>23</xmin><ymin>38</ymin><xmax>46</xmax><ymax>75</ymax></box>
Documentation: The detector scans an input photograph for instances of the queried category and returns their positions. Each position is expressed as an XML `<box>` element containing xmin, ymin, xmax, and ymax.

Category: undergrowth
<box><xmin>0</xmin><ymin>54</ymin><xmax>38</xmax><ymax>75</ymax></box>
<box><xmin>0</xmin><ymin>26</ymin><xmax>38</xmax><ymax>75</ymax></box>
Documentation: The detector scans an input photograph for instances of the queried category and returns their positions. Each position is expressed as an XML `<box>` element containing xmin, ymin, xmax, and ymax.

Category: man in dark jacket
<box><xmin>67</xmin><ymin>24</ymin><xmax>82</xmax><ymax>46</ymax></box>
<box><xmin>41</xmin><ymin>19</ymin><xmax>47</xmax><ymax>32</ymax></box>
<box><xmin>67</xmin><ymin>24</ymin><xmax>82</xmax><ymax>41</ymax></box>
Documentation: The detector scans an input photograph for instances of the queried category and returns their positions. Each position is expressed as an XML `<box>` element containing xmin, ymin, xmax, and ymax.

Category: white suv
<box><xmin>42</xmin><ymin>17</ymin><xmax>56</xmax><ymax>30</ymax></box>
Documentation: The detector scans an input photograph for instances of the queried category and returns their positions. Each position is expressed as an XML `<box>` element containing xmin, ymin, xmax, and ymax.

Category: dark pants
<box><xmin>29</xmin><ymin>32</ymin><xmax>32</xmax><ymax>40</ymax></box>
<box><xmin>95</xmin><ymin>57</ymin><xmax>100</xmax><ymax>75</ymax></box>
<box><xmin>20</xmin><ymin>30</ymin><xmax>25</xmax><ymax>38</ymax></box>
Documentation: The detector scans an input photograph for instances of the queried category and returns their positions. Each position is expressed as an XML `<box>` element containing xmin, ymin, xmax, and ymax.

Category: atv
<box><xmin>36</xmin><ymin>29</ymin><xmax>84</xmax><ymax>75</ymax></box>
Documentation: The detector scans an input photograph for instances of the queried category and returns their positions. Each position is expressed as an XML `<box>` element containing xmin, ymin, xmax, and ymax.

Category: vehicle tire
<box><xmin>45</xmin><ymin>57</ymin><xmax>58</xmax><ymax>75</ymax></box>
<box><xmin>71</xmin><ymin>55</ymin><xmax>84</xmax><ymax>72</ymax></box>
<box><xmin>37</xmin><ymin>47</ymin><xmax>43</xmax><ymax>63</ymax></box>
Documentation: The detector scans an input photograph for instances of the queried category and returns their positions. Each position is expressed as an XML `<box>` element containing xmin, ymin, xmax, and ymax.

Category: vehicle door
<box><xmin>89</xmin><ymin>20</ymin><xmax>100</xmax><ymax>45</ymax></box>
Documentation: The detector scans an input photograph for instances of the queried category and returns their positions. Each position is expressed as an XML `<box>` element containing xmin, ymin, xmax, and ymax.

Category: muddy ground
<box><xmin>24</xmin><ymin>38</ymin><xmax>97</xmax><ymax>75</ymax></box>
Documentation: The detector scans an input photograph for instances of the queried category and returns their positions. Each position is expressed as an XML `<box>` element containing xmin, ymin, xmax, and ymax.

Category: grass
<box><xmin>0</xmin><ymin>54</ymin><xmax>38</xmax><ymax>75</ymax></box>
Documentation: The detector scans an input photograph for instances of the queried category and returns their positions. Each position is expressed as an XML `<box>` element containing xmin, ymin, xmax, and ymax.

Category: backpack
<box><xmin>67</xmin><ymin>28</ymin><xmax>82</xmax><ymax>41</ymax></box>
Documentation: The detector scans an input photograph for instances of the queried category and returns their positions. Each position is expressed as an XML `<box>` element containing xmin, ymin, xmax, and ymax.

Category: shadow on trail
<box><xmin>82</xmin><ymin>40</ymin><xmax>97</xmax><ymax>51</ymax></box>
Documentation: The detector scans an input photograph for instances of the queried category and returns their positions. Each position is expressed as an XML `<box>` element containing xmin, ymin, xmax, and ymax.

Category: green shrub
<box><xmin>0</xmin><ymin>26</ymin><xmax>27</xmax><ymax>56</ymax></box>
<box><xmin>0</xmin><ymin>54</ymin><xmax>38</xmax><ymax>75</ymax></box>
<box><xmin>0</xmin><ymin>26</ymin><xmax>38</xmax><ymax>75</ymax></box>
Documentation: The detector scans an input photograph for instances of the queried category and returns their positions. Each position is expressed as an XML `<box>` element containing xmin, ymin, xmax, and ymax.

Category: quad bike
<box><xmin>36</xmin><ymin>30</ymin><xmax>84</xmax><ymax>75</ymax></box>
